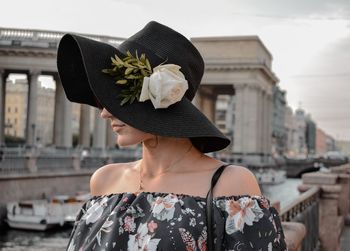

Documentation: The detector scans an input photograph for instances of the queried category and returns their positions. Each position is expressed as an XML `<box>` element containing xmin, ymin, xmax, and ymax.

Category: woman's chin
<box><xmin>116</xmin><ymin>140</ymin><xmax>139</xmax><ymax>148</ymax></box>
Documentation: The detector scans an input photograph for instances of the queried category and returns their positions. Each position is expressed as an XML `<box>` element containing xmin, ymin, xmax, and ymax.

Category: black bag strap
<box><xmin>206</xmin><ymin>163</ymin><xmax>231</xmax><ymax>251</ymax></box>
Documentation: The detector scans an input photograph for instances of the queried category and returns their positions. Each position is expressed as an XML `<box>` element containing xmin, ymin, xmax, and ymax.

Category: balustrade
<box><xmin>280</xmin><ymin>186</ymin><xmax>320</xmax><ymax>251</ymax></box>
<box><xmin>0</xmin><ymin>147</ymin><xmax>141</xmax><ymax>175</ymax></box>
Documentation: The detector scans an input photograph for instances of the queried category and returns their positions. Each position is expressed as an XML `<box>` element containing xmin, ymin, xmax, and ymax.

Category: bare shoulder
<box><xmin>213</xmin><ymin>164</ymin><xmax>262</xmax><ymax>197</ymax></box>
<box><xmin>90</xmin><ymin>161</ymin><xmax>137</xmax><ymax>196</ymax></box>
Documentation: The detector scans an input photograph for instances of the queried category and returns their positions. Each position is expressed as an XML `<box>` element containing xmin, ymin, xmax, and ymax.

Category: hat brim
<box><xmin>57</xmin><ymin>34</ymin><xmax>230</xmax><ymax>153</ymax></box>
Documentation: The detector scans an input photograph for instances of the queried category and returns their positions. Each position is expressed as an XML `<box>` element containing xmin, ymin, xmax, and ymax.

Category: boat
<box><xmin>255</xmin><ymin>168</ymin><xmax>286</xmax><ymax>185</ymax></box>
<box><xmin>51</xmin><ymin>193</ymin><xmax>90</xmax><ymax>225</ymax></box>
<box><xmin>6</xmin><ymin>200</ymin><xmax>66</xmax><ymax>231</ymax></box>
<box><xmin>6</xmin><ymin>193</ymin><xmax>90</xmax><ymax>231</ymax></box>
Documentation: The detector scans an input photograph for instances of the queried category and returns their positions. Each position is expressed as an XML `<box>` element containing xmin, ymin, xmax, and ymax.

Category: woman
<box><xmin>57</xmin><ymin>21</ymin><xmax>286</xmax><ymax>251</ymax></box>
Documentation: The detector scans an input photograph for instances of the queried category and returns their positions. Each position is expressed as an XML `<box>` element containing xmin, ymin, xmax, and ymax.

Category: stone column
<box><xmin>106</xmin><ymin>122</ymin><xmax>116</xmax><ymax>148</ymax></box>
<box><xmin>53</xmin><ymin>74</ymin><xmax>72</xmax><ymax>147</ymax></box>
<box><xmin>0</xmin><ymin>70</ymin><xmax>7</xmax><ymax>146</ymax></box>
<box><xmin>62</xmin><ymin>93</ymin><xmax>73</xmax><ymax>147</ymax></box>
<box><xmin>79</xmin><ymin>104</ymin><xmax>91</xmax><ymax>147</ymax></box>
<box><xmin>266</xmin><ymin>94</ymin><xmax>273</xmax><ymax>163</ymax></box>
<box><xmin>257</xmin><ymin>88</ymin><xmax>264</xmax><ymax>161</ymax></box>
<box><xmin>26</xmin><ymin>70</ymin><xmax>40</xmax><ymax>146</ymax></box>
<box><xmin>233</xmin><ymin>84</ymin><xmax>246</xmax><ymax>155</ymax></box>
<box><xmin>261</xmin><ymin>91</ymin><xmax>273</xmax><ymax>163</ymax></box>
<box><xmin>261</xmin><ymin>91</ymin><xmax>267</xmax><ymax>160</ymax></box>
<box><xmin>92</xmin><ymin>108</ymin><xmax>106</xmax><ymax>148</ymax></box>
<box><xmin>198</xmin><ymin>86</ymin><xmax>216</xmax><ymax>122</ymax></box>
<box><xmin>201</xmin><ymin>96</ymin><xmax>216</xmax><ymax>122</ymax></box>
<box><xmin>53</xmin><ymin>74</ymin><xmax>64</xmax><ymax>146</ymax></box>
<box><xmin>233</xmin><ymin>83</ymin><xmax>262</xmax><ymax>164</ymax></box>
<box><xmin>192</xmin><ymin>92</ymin><xmax>202</xmax><ymax>110</ymax></box>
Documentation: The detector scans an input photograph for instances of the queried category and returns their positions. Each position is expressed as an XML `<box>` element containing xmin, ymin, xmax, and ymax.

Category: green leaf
<box><xmin>116</xmin><ymin>79</ymin><xmax>127</xmax><ymax>84</ymax></box>
<box><xmin>140</xmin><ymin>69</ymin><xmax>146</xmax><ymax>77</ymax></box>
<box><xmin>102</xmin><ymin>49</ymin><xmax>156</xmax><ymax>106</ymax></box>
<box><xmin>111</xmin><ymin>56</ymin><xmax>118</xmax><ymax>65</ymax></box>
<box><xmin>125</xmin><ymin>67</ymin><xmax>134</xmax><ymax>75</ymax></box>
<box><xmin>140</xmin><ymin>53</ymin><xmax>146</xmax><ymax>63</ymax></box>
<box><xmin>120</xmin><ymin>96</ymin><xmax>131</xmax><ymax>106</ymax></box>
<box><xmin>145</xmin><ymin>59</ymin><xmax>152</xmax><ymax>72</ymax></box>
<box><xmin>126</xmin><ymin>51</ymin><xmax>133</xmax><ymax>58</ymax></box>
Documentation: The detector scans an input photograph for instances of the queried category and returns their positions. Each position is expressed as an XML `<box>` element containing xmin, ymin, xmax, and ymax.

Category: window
<box><xmin>15</xmin><ymin>107</ymin><xmax>18</xmax><ymax>113</ymax></box>
<box><xmin>7</xmin><ymin>107</ymin><xmax>10</xmax><ymax>113</ymax></box>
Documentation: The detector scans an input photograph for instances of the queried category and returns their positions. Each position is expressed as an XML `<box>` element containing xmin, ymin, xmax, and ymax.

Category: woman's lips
<box><xmin>111</xmin><ymin>124</ymin><xmax>126</xmax><ymax>132</ymax></box>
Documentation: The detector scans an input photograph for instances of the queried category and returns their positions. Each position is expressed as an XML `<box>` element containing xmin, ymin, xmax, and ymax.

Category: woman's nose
<box><xmin>100</xmin><ymin>108</ymin><xmax>112</xmax><ymax>119</ymax></box>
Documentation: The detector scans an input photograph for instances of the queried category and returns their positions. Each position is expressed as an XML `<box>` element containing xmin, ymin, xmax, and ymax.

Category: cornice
<box><xmin>204</xmin><ymin>63</ymin><xmax>279</xmax><ymax>83</ymax></box>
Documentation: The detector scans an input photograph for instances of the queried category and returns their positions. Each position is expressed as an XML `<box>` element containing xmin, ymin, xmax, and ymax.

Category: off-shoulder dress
<box><xmin>67</xmin><ymin>164</ymin><xmax>287</xmax><ymax>251</ymax></box>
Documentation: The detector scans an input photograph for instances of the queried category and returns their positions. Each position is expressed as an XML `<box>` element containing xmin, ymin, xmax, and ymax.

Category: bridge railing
<box><xmin>280</xmin><ymin>186</ymin><xmax>320</xmax><ymax>251</ymax></box>
<box><xmin>0</xmin><ymin>147</ymin><xmax>142</xmax><ymax>175</ymax></box>
<box><xmin>0</xmin><ymin>27</ymin><xmax>125</xmax><ymax>48</ymax></box>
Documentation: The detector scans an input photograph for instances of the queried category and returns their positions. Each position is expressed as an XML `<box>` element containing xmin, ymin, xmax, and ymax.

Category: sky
<box><xmin>1</xmin><ymin>0</ymin><xmax>350</xmax><ymax>140</ymax></box>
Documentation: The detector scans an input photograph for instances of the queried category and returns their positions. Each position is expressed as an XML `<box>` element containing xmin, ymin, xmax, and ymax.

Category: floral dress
<box><xmin>67</xmin><ymin>192</ymin><xmax>287</xmax><ymax>251</ymax></box>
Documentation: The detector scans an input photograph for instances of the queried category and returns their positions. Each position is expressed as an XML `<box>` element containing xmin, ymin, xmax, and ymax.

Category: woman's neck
<box><xmin>139</xmin><ymin>137</ymin><xmax>203</xmax><ymax>177</ymax></box>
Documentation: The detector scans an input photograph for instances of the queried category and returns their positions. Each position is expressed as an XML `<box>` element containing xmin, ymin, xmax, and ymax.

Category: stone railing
<box><xmin>280</xmin><ymin>186</ymin><xmax>320</xmax><ymax>251</ymax></box>
<box><xmin>0</xmin><ymin>27</ymin><xmax>124</xmax><ymax>49</ymax></box>
<box><xmin>297</xmin><ymin>163</ymin><xmax>350</xmax><ymax>251</ymax></box>
<box><xmin>0</xmin><ymin>147</ymin><xmax>140</xmax><ymax>175</ymax></box>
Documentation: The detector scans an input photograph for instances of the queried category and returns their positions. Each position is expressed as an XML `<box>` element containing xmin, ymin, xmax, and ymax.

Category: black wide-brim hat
<box><xmin>57</xmin><ymin>21</ymin><xmax>230</xmax><ymax>153</ymax></box>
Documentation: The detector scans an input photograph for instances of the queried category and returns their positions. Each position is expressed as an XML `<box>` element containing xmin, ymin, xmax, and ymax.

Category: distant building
<box><xmin>336</xmin><ymin>140</ymin><xmax>350</xmax><ymax>156</ymax></box>
<box><xmin>326</xmin><ymin>134</ymin><xmax>337</xmax><ymax>152</ymax></box>
<box><xmin>215</xmin><ymin>95</ymin><xmax>235</xmax><ymax>150</ymax></box>
<box><xmin>4</xmin><ymin>78</ymin><xmax>98</xmax><ymax>147</ymax></box>
<box><xmin>5</xmin><ymin>79</ymin><xmax>56</xmax><ymax>145</ymax></box>
<box><xmin>4</xmin><ymin>79</ymin><xmax>28</xmax><ymax>138</ymax></box>
<box><xmin>316</xmin><ymin>128</ymin><xmax>328</xmax><ymax>155</ymax></box>
<box><xmin>284</xmin><ymin>106</ymin><xmax>298</xmax><ymax>157</ymax></box>
<box><xmin>294</xmin><ymin>108</ymin><xmax>307</xmax><ymax>156</ymax></box>
<box><xmin>36</xmin><ymin>85</ymin><xmax>55</xmax><ymax>145</ymax></box>
<box><xmin>4</xmin><ymin>79</ymin><xmax>81</xmax><ymax>146</ymax></box>
<box><xmin>272</xmin><ymin>85</ymin><xmax>287</xmax><ymax>155</ymax></box>
<box><xmin>305</xmin><ymin>115</ymin><xmax>317</xmax><ymax>155</ymax></box>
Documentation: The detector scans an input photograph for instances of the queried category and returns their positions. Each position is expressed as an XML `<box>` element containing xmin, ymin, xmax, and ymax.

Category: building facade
<box><xmin>215</xmin><ymin>95</ymin><xmax>235</xmax><ymax>150</ymax></box>
<box><xmin>4</xmin><ymin>79</ymin><xmax>27</xmax><ymax>139</ymax></box>
<box><xmin>305</xmin><ymin>115</ymin><xmax>317</xmax><ymax>155</ymax></box>
<box><xmin>272</xmin><ymin>85</ymin><xmax>287</xmax><ymax>156</ymax></box>
<box><xmin>5</xmin><ymin>79</ymin><xmax>57</xmax><ymax>146</ymax></box>
<box><xmin>316</xmin><ymin>128</ymin><xmax>328</xmax><ymax>156</ymax></box>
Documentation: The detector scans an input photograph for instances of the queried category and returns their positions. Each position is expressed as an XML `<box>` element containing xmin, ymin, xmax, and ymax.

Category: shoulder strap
<box><xmin>206</xmin><ymin>163</ymin><xmax>230</xmax><ymax>251</ymax></box>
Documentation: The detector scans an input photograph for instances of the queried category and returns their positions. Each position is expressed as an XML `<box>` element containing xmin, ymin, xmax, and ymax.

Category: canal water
<box><xmin>0</xmin><ymin>178</ymin><xmax>301</xmax><ymax>251</ymax></box>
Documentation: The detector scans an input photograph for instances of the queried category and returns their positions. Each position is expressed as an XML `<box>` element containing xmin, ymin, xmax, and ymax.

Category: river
<box><xmin>0</xmin><ymin>178</ymin><xmax>302</xmax><ymax>250</ymax></box>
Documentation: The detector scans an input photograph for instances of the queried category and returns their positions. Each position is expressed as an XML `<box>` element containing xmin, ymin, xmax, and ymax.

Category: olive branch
<box><xmin>102</xmin><ymin>51</ymin><xmax>153</xmax><ymax>106</ymax></box>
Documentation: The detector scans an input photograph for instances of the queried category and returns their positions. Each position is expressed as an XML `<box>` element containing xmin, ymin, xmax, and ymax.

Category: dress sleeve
<box><xmin>215</xmin><ymin>196</ymin><xmax>287</xmax><ymax>251</ymax></box>
<box><xmin>66</xmin><ymin>199</ymin><xmax>90</xmax><ymax>250</ymax></box>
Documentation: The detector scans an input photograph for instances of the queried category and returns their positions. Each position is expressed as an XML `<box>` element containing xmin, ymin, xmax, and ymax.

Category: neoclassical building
<box><xmin>0</xmin><ymin>28</ymin><xmax>279</xmax><ymax>165</ymax></box>
<box><xmin>191</xmin><ymin>37</ymin><xmax>278</xmax><ymax>164</ymax></box>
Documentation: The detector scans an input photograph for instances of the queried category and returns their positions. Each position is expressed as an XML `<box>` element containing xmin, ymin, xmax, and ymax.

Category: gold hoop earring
<box><xmin>148</xmin><ymin>135</ymin><xmax>158</xmax><ymax>148</ymax></box>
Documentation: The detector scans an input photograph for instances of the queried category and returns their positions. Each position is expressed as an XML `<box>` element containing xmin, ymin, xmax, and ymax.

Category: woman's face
<box><xmin>100</xmin><ymin>108</ymin><xmax>153</xmax><ymax>146</ymax></box>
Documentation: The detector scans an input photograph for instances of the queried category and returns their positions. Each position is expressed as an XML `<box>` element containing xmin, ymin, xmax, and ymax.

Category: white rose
<box><xmin>139</xmin><ymin>64</ymin><xmax>188</xmax><ymax>109</ymax></box>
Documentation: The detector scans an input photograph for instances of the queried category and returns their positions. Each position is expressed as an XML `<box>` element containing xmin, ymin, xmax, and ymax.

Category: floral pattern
<box><xmin>66</xmin><ymin>192</ymin><xmax>287</xmax><ymax>251</ymax></box>
<box><xmin>223</xmin><ymin>196</ymin><xmax>264</xmax><ymax>234</ymax></box>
